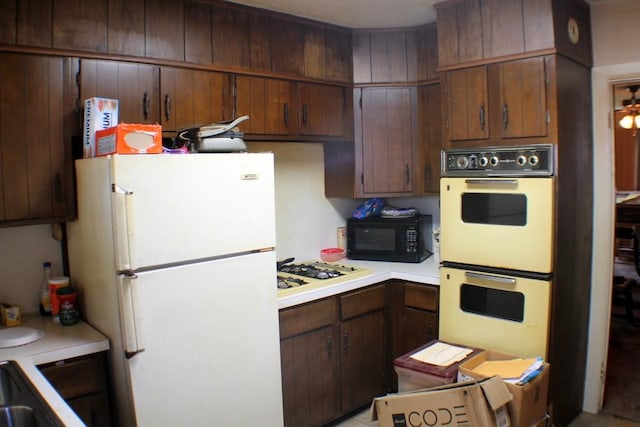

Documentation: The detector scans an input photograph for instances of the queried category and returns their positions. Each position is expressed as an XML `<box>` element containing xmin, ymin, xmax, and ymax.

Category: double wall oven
<box><xmin>438</xmin><ymin>144</ymin><xmax>554</xmax><ymax>358</ymax></box>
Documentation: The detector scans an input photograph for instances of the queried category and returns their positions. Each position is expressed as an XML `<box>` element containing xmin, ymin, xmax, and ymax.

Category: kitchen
<box><xmin>0</xmin><ymin>0</ymin><xmax>638</xmax><ymax>426</ymax></box>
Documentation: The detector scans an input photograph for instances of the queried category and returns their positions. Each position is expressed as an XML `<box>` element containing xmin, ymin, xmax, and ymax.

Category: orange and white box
<box><xmin>83</xmin><ymin>97</ymin><xmax>119</xmax><ymax>158</ymax></box>
<box><xmin>95</xmin><ymin>124</ymin><xmax>163</xmax><ymax>156</ymax></box>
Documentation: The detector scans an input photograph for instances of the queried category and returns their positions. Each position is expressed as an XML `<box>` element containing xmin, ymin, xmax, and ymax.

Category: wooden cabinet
<box><xmin>356</xmin><ymin>86</ymin><xmax>417</xmax><ymax>196</ymax></box>
<box><xmin>298</xmin><ymin>83</ymin><xmax>347</xmax><ymax>138</ymax></box>
<box><xmin>0</xmin><ymin>53</ymin><xmax>75</xmax><ymax>227</ymax></box>
<box><xmin>53</xmin><ymin>0</ymin><xmax>107</xmax><ymax>52</ymax></box>
<box><xmin>234</xmin><ymin>75</ymin><xmax>294</xmax><ymax>136</ymax></box>
<box><xmin>80</xmin><ymin>59</ymin><xmax>160</xmax><ymax>125</ymax></box>
<box><xmin>145</xmin><ymin>0</ymin><xmax>184</xmax><ymax>61</ymax></box>
<box><xmin>39</xmin><ymin>352</ymin><xmax>112</xmax><ymax>427</ymax></box>
<box><xmin>159</xmin><ymin>67</ymin><xmax>230</xmax><ymax>132</ymax></box>
<box><xmin>279</xmin><ymin>285</ymin><xmax>389</xmax><ymax>426</ymax></box>
<box><xmin>279</xmin><ymin>298</ymin><xmax>340</xmax><ymax>427</ymax></box>
<box><xmin>418</xmin><ymin>83</ymin><xmax>443</xmax><ymax>194</ymax></box>
<box><xmin>444</xmin><ymin>56</ymin><xmax>552</xmax><ymax>146</ymax></box>
<box><xmin>339</xmin><ymin>285</ymin><xmax>387</xmax><ymax>413</ymax></box>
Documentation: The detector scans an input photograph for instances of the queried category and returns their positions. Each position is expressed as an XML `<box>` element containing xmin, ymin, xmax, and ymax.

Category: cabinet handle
<box><xmin>164</xmin><ymin>94</ymin><xmax>171</xmax><ymax>122</ymax></box>
<box><xmin>143</xmin><ymin>92</ymin><xmax>150</xmax><ymax>121</ymax></box>
<box><xmin>405</xmin><ymin>165</ymin><xmax>410</xmax><ymax>186</ymax></box>
<box><xmin>502</xmin><ymin>104</ymin><xmax>509</xmax><ymax>130</ymax></box>
<box><xmin>284</xmin><ymin>103</ymin><xmax>289</xmax><ymax>126</ymax></box>
<box><xmin>343</xmin><ymin>331</ymin><xmax>349</xmax><ymax>354</ymax></box>
<box><xmin>327</xmin><ymin>336</ymin><xmax>333</xmax><ymax>357</ymax></box>
<box><xmin>54</xmin><ymin>173</ymin><xmax>62</xmax><ymax>203</ymax></box>
<box><xmin>302</xmin><ymin>104</ymin><xmax>308</xmax><ymax>125</ymax></box>
<box><xmin>479</xmin><ymin>105</ymin><xmax>485</xmax><ymax>130</ymax></box>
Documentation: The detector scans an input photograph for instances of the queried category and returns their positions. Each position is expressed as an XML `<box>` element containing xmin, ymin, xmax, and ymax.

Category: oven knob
<box><xmin>479</xmin><ymin>156</ymin><xmax>488</xmax><ymax>167</ymax></box>
<box><xmin>517</xmin><ymin>155</ymin><xmax>527</xmax><ymax>166</ymax></box>
<box><xmin>489</xmin><ymin>156</ymin><xmax>499</xmax><ymax>167</ymax></box>
<box><xmin>529</xmin><ymin>155</ymin><xmax>539</xmax><ymax>166</ymax></box>
<box><xmin>456</xmin><ymin>155</ymin><xmax>469</xmax><ymax>169</ymax></box>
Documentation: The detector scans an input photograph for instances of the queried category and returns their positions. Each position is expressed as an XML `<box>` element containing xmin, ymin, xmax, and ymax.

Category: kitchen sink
<box><xmin>0</xmin><ymin>361</ymin><xmax>63</xmax><ymax>426</ymax></box>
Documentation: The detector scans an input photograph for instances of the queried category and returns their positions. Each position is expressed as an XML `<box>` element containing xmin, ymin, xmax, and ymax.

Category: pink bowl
<box><xmin>321</xmin><ymin>248</ymin><xmax>345</xmax><ymax>262</ymax></box>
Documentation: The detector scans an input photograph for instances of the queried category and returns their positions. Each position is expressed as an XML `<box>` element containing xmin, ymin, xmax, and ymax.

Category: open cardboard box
<box><xmin>457</xmin><ymin>350</ymin><xmax>550</xmax><ymax>427</ymax></box>
<box><xmin>371</xmin><ymin>376</ymin><xmax>512</xmax><ymax>427</ymax></box>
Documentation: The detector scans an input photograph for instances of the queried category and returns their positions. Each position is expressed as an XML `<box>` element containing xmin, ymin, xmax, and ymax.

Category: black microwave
<box><xmin>346</xmin><ymin>215</ymin><xmax>432</xmax><ymax>263</ymax></box>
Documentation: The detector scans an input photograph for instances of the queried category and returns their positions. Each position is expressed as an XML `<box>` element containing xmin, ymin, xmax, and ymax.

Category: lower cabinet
<box><xmin>279</xmin><ymin>284</ymin><xmax>387</xmax><ymax>427</ymax></box>
<box><xmin>38</xmin><ymin>352</ymin><xmax>111</xmax><ymax>427</ymax></box>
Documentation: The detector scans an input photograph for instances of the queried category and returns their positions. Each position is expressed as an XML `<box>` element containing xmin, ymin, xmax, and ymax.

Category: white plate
<box><xmin>0</xmin><ymin>327</ymin><xmax>44</xmax><ymax>348</ymax></box>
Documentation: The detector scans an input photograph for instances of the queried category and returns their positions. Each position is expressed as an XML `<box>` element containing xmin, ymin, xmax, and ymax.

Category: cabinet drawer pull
<box><xmin>164</xmin><ymin>94</ymin><xmax>171</xmax><ymax>122</ymax></box>
<box><xmin>479</xmin><ymin>105</ymin><xmax>485</xmax><ymax>130</ymax></box>
<box><xmin>143</xmin><ymin>92</ymin><xmax>150</xmax><ymax>121</ymax></box>
<box><xmin>343</xmin><ymin>331</ymin><xmax>349</xmax><ymax>354</ymax></box>
<box><xmin>405</xmin><ymin>165</ymin><xmax>410</xmax><ymax>186</ymax></box>
<box><xmin>284</xmin><ymin>103</ymin><xmax>289</xmax><ymax>126</ymax></box>
<box><xmin>302</xmin><ymin>104</ymin><xmax>308</xmax><ymax>125</ymax></box>
<box><xmin>502</xmin><ymin>104</ymin><xmax>509</xmax><ymax>129</ymax></box>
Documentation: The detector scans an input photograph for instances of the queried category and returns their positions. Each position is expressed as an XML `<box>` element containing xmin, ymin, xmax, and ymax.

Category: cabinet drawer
<box><xmin>340</xmin><ymin>285</ymin><xmax>386</xmax><ymax>320</ymax></box>
<box><xmin>279</xmin><ymin>297</ymin><xmax>337</xmax><ymax>339</ymax></box>
<box><xmin>39</xmin><ymin>354</ymin><xmax>106</xmax><ymax>400</ymax></box>
<box><xmin>404</xmin><ymin>283</ymin><xmax>438</xmax><ymax>312</ymax></box>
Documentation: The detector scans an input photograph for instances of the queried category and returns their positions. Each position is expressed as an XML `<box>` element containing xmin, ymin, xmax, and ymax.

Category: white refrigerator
<box><xmin>66</xmin><ymin>153</ymin><xmax>284</xmax><ymax>427</ymax></box>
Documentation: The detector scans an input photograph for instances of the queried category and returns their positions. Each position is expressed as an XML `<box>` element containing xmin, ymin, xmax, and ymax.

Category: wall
<box><xmin>247</xmin><ymin>142</ymin><xmax>440</xmax><ymax>261</ymax></box>
<box><xmin>591</xmin><ymin>0</ymin><xmax>640</xmax><ymax>67</ymax></box>
<box><xmin>0</xmin><ymin>225</ymin><xmax>64</xmax><ymax>314</ymax></box>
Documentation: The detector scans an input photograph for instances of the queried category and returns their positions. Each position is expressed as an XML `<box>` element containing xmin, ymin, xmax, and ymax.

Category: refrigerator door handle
<box><xmin>117</xmin><ymin>273</ymin><xmax>145</xmax><ymax>359</ymax></box>
<box><xmin>112</xmin><ymin>184</ymin><xmax>137</xmax><ymax>272</ymax></box>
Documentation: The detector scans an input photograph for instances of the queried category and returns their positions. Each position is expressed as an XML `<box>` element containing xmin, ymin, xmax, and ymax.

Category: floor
<box><xmin>331</xmin><ymin>254</ymin><xmax>640</xmax><ymax>427</ymax></box>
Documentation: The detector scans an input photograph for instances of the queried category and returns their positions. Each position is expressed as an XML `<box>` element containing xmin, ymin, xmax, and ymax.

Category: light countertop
<box><xmin>277</xmin><ymin>255</ymin><xmax>441</xmax><ymax>309</ymax></box>
<box><xmin>0</xmin><ymin>315</ymin><xmax>110</xmax><ymax>427</ymax></box>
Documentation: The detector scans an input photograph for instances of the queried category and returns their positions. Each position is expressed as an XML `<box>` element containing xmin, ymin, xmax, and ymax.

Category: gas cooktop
<box><xmin>276</xmin><ymin>261</ymin><xmax>372</xmax><ymax>296</ymax></box>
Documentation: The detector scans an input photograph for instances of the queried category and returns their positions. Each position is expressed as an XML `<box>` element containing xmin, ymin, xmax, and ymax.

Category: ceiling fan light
<box><xmin>634</xmin><ymin>115</ymin><xmax>640</xmax><ymax>128</ymax></box>
<box><xmin>620</xmin><ymin>114</ymin><xmax>634</xmax><ymax>129</ymax></box>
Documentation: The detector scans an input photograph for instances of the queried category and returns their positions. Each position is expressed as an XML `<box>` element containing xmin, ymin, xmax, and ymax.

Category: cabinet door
<box><xmin>108</xmin><ymin>0</ymin><xmax>145</xmax><ymax>56</ymax></box>
<box><xmin>498</xmin><ymin>57</ymin><xmax>547</xmax><ymax>139</ymax></box>
<box><xmin>446</xmin><ymin>66</ymin><xmax>489</xmax><ymax>141</ymax></box>
<box><xmin>0</xmin><ymin>54</ymin><xmax>73</xmax><ymax>225</ymax></box>
<box><xmin>359</xmin><ymin>87</ymin><xmax>415</xmax><ymax>194</ymax></box>
<box><xmin>419</xmin><ymin>84</ymin><xmax>442</xmax><ymax>194</ymax></box>
<box><xmin>80</xmin><ymin>59</ymin><xmax>160</xmax><ymax>124</ymax></box>
<box><xmin>145</xmin><ymin>0</ymin><xmax>184</xmax><ymax>61</ymax></box>
<box><xmin>395</xmin><ymin>283</ymin><xmax>439</xmax><ymax>358</ymax></box>
<box><xmin>299</xmin><ymin>83</ymin><xmax>346</xmax><ymax>137</ymax></box>
<box><xmin>481</xmin><ymin>0</ymin><xmax>525</xmax><ymax>58</ymax></box>
<box><xmin>52</xmin><ymin>0</ymin><xmax>106</xmax><ymax>52</ymax></box>
<box><xmin>235</xmin><ymin>76</ymin><xmax>293</xmax><ymax>136</ymax></box>
<box><xmin>160</xmin><ymin>67</ymin><xmax>229</xmax><ymax>131</ymax></box>
<box><xmin>271</xmin><ymin>18</ymin><xmax>304</xmax><ymax>76</ymax></box>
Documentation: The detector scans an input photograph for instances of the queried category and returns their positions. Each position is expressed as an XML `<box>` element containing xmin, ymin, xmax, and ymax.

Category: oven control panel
<box><xmin>441</xmin><ymin>144</ymin><xmax>554</xmax><ymax>176</ymax></box>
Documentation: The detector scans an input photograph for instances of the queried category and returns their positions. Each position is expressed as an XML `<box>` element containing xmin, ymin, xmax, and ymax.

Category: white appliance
<box><xmin>66</xmin><ymin>153</ymin><xmax>284</xmax><ymax>427</ymax></box>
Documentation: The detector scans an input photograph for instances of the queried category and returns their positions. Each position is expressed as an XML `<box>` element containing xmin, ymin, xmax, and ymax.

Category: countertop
<box><xmin>0</xmin><ymin>315</ymin><xmax>110</xmax><ymax>427</ymax></box>
<box><xmin>277</xmin><ymin>255</ymin><xmax>441</xmax><ymax>309</ymax></box>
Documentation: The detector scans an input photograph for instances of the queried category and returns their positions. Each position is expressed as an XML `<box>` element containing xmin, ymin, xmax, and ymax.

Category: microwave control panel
<box><xmin>441</xmin><ymin>144</ymin><xmax>554</xmax><ymax>177</ymax></box>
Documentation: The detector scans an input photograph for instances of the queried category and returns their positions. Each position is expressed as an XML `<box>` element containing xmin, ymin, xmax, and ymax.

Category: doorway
<box><xmin>585</xmin><ymin>63</ymin><xmax>640</xmax><ymax>419</ymax></box>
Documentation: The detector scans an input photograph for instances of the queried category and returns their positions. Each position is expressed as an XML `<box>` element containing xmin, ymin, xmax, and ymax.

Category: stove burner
<box><xmin>277</xmin><ymin>276</ymin><xmax>308</xmax><ymax>289</ymax></box>
<box><xmin>278</xmin><ymin>263</ymin><xmax>345</xmax><ymax>280</ymax></box>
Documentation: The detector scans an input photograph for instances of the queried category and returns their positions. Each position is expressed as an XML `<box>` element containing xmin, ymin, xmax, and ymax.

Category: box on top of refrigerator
<box><xmin>83</xmin><ymin>97</ymin><xmax>119</xmax><ymax>158</ymax></box>
<box><xmin>95</xmin><ymin>124</ymin><xmax>163</xmax><ymax>156</ymax></box>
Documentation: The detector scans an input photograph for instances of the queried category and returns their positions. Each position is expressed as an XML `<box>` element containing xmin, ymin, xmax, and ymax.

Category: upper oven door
<box><xmin>440</xmin><ymin>176</ymin><xmax>554</xmax><ymax>273</ymax></box>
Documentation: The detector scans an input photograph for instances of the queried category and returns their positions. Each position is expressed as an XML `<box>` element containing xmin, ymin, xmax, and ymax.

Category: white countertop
<box><xmin>0</xmin><ymin>315</ymin><xmax>110</xmax><ymax>427</ymax></box>
<box><xmin>277</xmin><ymin>255</ymin><xmax>441</xmax><ymax>309</ymax></box>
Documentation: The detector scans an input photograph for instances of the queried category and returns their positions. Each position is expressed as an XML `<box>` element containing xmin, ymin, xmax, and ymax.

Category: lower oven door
<box><xmin>440</xmin><ymin>176</ymin><xmax>554</xmax><ymax>273</ymax></box>
<box><xmin>439</xmin><ymin>266</ymin><xmax>551</xmax><ymax>358</ymax></box>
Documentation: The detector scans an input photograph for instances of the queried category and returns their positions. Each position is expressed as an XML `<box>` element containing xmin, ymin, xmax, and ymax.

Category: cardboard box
<box><xmin>393</xmin><ymin>340</ymin><xmax>484</xmax><ymax>391</ymax></box>
<box><xmin>372</xmin><ymin>376</ymin><xmax>512</xmax><ymax>427</ymax></box>
<box><xmin>458</xmin><ymin>350</ymin><xmax>550</xmax><ymax>427</ymax></box>
<box><xmin>0</xmin><ymin>304</ymin><xmax>21</xmax><ymax>327</ymax></box>
<box><xmin>95</xmin><ymin>124</ymin><xmax>163</xmax><ymax>156</ymax></box>
<box><xmin>83</xmin><ymin>97</ymin><xmax>119</xmax><ymax>158</ymax></box>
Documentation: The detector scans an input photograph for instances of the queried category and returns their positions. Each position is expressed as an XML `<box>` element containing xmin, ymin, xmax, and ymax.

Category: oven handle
<box><xmin>464</xmin><ymin>179</ymin><xmax>518</xmax><ymax>185</ymax></box>
<box><xmin>464</xmin><ymin>271</ymin><xmax>516</xmax><ymax>285</ymax></box>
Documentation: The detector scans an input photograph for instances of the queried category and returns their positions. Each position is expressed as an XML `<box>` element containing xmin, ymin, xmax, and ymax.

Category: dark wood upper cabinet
<box><xmin>303</xmin><ymin>26</ymin><xmax>326</xmax><ymax>80</ymax></box>
<box><xmin>16</xmin><ymin>0</ymin><xmax>52</xmax><ymax>47</ymax></box>
<box><xmin>481</xmin><ymin>0</ymin><xmax>525</xmax><ymax>59</ymax></box>
<box><xmin>212</xmin><ymin>4</ymin><xmax>250</xmax><ymax>68</ymax></box>
<box><xmin>185</xmin><ymin>1</ymin><xmax>213</xmax><ymax>64</ymax></box>
<box><xmin>416</xmin><ymin>24</ymin><xmax>439</xmax><ymax>82</ymax></box>
<box><xmin>145</xmin><ymin>0</ymin><xmax>184</xmax><ymax>61</ymax></box>
<box><xmin>108</xmin><ymin>0</ymin><xmax>145</xmax><ymax>57</ymax></box>
<box><xmin>53</xmin><ymin>0</ymin><xmax>107</xmax><ymax>52</ymax></box>
<box><xmin>234</xmin><ymin>75</ymin><xmax>293</xmax><ymax>136</ymax></box>
<box><xmin>270</xmin><ymin>18</ymin><xmax>304</xmax><ymax>76</ymax></box>
<box><xmin>445</xmin><ymin>66</ymin><xmax>489</xmax><ymax>141</ymax></box>
<box><xmin>419</xmin><ymin>84</ymin><xmax>443</xmax><ymax>194</ymax></box>
<box><xmin>298</xmin><ymin>83</ymin><xmax>347</xmax><ymax>138</ymax></box>
<box><xmin>324</xmin><ymin>28</ymin><xmax>352</xmax><ymax>83</ymax></box>
<box><xmin>248</xmin><ymin>12</ymin><xmax>272</xmax><ymax>71</ymax></box>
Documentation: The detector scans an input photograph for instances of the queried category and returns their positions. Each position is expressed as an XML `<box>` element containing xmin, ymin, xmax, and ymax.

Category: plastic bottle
<box><xmin>39</xmin><ymin>262</ymin><xmax>52</xmax><ymax>316</ymax></box>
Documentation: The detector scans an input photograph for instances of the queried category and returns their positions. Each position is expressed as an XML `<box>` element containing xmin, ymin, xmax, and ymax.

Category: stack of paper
<box><xmin>409</xmin><ymin>342</ymin><xmax>473</xmax><ymax>367</ymax></box>
<box><xmin>472</xmin><ymin>356</ymin><xmax>544</xmax><ymax>385</ymax></box>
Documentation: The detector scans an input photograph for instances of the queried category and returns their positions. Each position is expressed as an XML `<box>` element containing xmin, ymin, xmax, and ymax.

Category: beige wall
<box><xmin>591</xmin><ymin>0</ymin><xmax>640</xmax><ymax>67</ymax></box>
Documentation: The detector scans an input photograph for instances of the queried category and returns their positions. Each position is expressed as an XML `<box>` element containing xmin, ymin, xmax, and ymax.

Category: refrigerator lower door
<box><xmin>125</xmin><ymin>251</ymin><xmax>283</xmax><ymax>426</ymax></box>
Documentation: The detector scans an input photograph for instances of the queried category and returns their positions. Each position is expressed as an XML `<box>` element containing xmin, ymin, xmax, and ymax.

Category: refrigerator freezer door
<box><xmin>103</xmin><ymin>153</ymin><xmax>276</xmax><ymax>271</ymax></box>
<box><xmin>125</xmin><ymin>251</ymin><xmax>283</xmax><ymax>426</ymax></box>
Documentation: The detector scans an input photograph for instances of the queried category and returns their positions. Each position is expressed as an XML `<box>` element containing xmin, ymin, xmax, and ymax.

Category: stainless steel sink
<box><xmin>0</xmin><ymin>362</ymin><xmax>63</xmax><ymax>426</ymax></box>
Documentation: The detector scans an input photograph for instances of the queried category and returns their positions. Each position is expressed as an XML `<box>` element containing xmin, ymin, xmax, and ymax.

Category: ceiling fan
<box><xmin>619</xmin><ymin>85</ymin><xmax>640</xmax><ymax>136</ymax></box>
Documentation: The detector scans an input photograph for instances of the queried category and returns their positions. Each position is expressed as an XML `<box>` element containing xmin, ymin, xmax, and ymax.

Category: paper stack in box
<box><xmin>458</xmin><ymin>350</ymin><xmax>550</xmax><ymax>427</ymax></box>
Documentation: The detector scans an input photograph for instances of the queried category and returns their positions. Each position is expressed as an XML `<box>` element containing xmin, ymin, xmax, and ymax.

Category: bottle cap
<box><xmin>56</xmin><ymin>286</ymin><xmax>76</xmax><ymax>295</ymax></box>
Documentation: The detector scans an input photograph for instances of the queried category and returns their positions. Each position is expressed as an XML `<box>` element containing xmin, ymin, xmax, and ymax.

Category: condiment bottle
<box><xmin>39</xmin><ymin>262</ymin><xmax>52</xmax><ymax>316</ymax></box>
<box><xmin>57</xmin><ymin>286</ymin><xmax>79</xmax><ymax>326</ymax></box>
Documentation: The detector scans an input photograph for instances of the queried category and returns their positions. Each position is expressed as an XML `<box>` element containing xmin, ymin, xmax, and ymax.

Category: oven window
<box><xmin>460</xmin><ymin>284</ymin><xmax>524</xmax><ymax>322</ymax></box>
<box><xmin>461</xmin><ymin>193</ymin><xmax>527</xmax><ymax>226</ymax></box>
<box><xmin>353</xmin><ymin>228</ymin><xmax>395</xmax><ymax>251</ymax></box>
